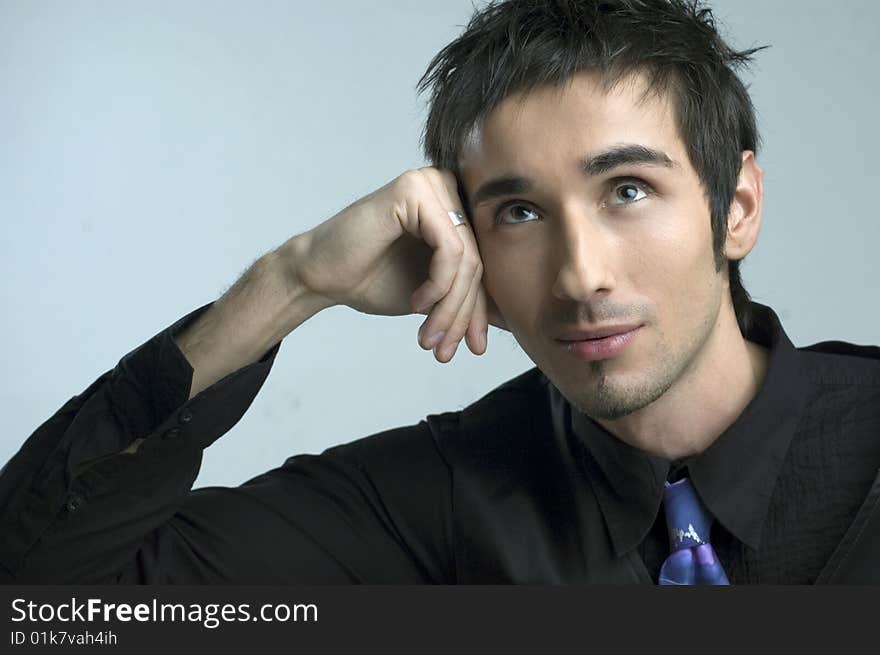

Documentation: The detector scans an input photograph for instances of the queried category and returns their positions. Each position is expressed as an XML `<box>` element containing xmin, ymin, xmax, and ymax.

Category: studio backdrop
<box><xmin>2</xmin><ymin>0</ymin><xmax>878</xmax><ymax>488</ymax></box>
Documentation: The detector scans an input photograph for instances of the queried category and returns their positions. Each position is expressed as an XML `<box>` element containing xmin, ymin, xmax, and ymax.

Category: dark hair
<box><xmin>417</xmin><ymin>0</ymin><xmax>767</xmax><ymax>336</ymax></box>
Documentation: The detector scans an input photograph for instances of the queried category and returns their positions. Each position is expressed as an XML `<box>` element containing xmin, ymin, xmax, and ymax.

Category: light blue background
<box><xmin>2</xmin><ymin>1</ymin><xmax>878</xmax><ymax>488</ymax></box>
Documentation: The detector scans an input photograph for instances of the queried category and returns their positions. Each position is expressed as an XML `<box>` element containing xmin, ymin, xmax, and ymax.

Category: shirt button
<box><xmin>164</xmin><ymin>427</ymin><xmax>181</xmax><ymax>439</ymax></box>
<box><xmin>178</xmin><ymin>408</ymin><xmax>193</xmax><ymax>424</ymax></box>
<box><xmin>65</xmin><ymin>493</ymin><xmax>85</xmax><ymax>512</ymax></box>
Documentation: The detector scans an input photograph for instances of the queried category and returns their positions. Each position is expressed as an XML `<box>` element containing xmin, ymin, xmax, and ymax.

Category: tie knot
<box><xmin>662</xmin><ymin>477</ymin><xmax>714</xmax><ymax>553</ymax></box>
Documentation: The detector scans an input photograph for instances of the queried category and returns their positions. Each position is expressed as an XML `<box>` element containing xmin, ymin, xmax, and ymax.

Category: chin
<box><xmin>552</xmin><ymin>362</ymin><xmax>673</xmax><ymax>421</ymax></box>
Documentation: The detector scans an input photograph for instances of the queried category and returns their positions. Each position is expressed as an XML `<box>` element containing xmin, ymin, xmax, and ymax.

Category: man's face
<box><xmin>459</xmin><ymin>71</ymin><xmax>726</xmax><ymax>419</ymax></box>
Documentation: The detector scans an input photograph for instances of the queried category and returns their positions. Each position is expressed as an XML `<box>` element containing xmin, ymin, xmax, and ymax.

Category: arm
<box><xmin>173</xmin><ymin>247</ymin><xmax>334</xmax><ymax>402</ymax></box>
<box><xmin>0</xmin><ymin>253</ymin><xmax>453</xmax><ymax>583</ymax></box>
<box><xmin>0</xmin><ymin>168</ymin><xmax>482</xmax><ymax>583</ymax></box>
<box><xmin>0</xmin><ymin>272</ymin><xmax>284</xmax><ymax>582</ymax></box>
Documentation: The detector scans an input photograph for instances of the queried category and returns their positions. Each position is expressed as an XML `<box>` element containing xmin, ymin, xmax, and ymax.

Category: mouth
<box><xmin>555</xmin><ymin>325</ymin><xmax>642</xmax><ymax>361</ymax></box>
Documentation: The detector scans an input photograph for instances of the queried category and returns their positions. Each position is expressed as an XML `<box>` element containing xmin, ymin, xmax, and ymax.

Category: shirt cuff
<box><xmin>0</xmin><ymin>302</ymin><xmax>281</xmax><ymax>577</ymax></box>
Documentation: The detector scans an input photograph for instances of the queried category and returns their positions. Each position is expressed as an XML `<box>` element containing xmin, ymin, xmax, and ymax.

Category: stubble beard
<box><xmin>568</xmin><ymin>352</ymin><xmax>681</xmax><ymax>420</ymax></box>
<box><xmin>563</xmin><ymin>318</ymin><xmax>714</xmax><ymax>421</ymax></box>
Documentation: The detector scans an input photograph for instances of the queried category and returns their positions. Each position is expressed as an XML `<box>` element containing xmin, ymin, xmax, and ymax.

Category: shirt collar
<box><xmin>548</xmin><ymin>302</ymin><xmax>814</xmax><ymax>557</ymax></box>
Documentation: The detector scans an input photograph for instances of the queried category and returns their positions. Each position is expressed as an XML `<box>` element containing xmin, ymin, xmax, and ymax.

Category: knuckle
<box><xmin>465</xmin><ymin>252</ymin><xmax>481</xmax><ymax>272</ymax></box>
<box><xmin>455</xmin><ymin>251</ymin><xmax>478</xmax><ymax>277</ymax></box>
<box><xmin>396</xmin><ymin>169</ymin><xmax>425</xmax><ymax>195</ymax></box>
<box><xmin>430</xmin><ymin>275</ymin><xmax>452</xmax><ymax>298</ymax></box>
<box><xmin>440</xmin><ymin>275</ymin><xmax>457</xmax><ymax>296</ymax></box>
<box><xmin>417</xmin><ymin>165</ymin><xmax>438</xmax><ymax>180</ymax></box>
<box><xmin>448</xmin><ymin>237</ymin><xmax>465</xmax><ymax>258</ymax></box>
<box><xmin>440</xmin><ymin>169</ymin><xmax>459</xmax><ymax>193</ymax></box>
<box><xmin>419</xmin><ymin>167</ymin><xmax>460</xmax><ymax>206</ymax></box>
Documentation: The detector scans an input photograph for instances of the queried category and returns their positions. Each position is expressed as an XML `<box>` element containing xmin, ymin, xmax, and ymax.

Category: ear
<box><xmin>724</xmin><ymin>151</ymin><xmax>764</xmax><ymax>261</ymax></box>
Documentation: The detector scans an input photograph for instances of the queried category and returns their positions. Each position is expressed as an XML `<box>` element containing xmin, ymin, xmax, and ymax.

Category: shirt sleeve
<box><xmin>0</xmin><ymin>304</ymin><xmax>454</xmax><ymax>584</ymax></box>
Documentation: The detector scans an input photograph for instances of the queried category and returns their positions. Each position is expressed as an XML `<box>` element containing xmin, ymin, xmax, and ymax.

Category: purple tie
<box><xmin>658</xmin><ymin>477</ymin><xmax>730</xmax><ymax>585</ymax></box>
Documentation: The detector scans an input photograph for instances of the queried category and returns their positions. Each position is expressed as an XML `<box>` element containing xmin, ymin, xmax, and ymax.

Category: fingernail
<box><xmin>480</xmin><ymin>329</ymin><xmax>488</xmax><ymax>353</ymax></box>
<box><xmin>425</xmin><ymin>331</ymin><xmax>445</xmax><ymax>348</ymax></box>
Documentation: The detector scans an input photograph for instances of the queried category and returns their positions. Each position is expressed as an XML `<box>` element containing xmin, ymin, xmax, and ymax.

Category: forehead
<box><xmin>459</xmin><ymin>70</ymin><xmax>685</xmax><ymax>180</ymax></box>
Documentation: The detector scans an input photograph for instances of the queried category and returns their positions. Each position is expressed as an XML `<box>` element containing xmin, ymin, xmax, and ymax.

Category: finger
<box><xmin>400</xmin><ymin>174</ymin><xmax>466</xmax><ymax>312</ymax></box>
<box><xmin>419</xmin><ymin>167</ymin><xmax>492</xmax><ymax>355</ymax></box>
<box><xmin>427</xmin><ymin>170</ymin><xmax>493</xmax><ymax>348</ymax></box>
<box><xmin>464</xmin><ymin>285</ymin><xmax>490</xmax><ymax>355</ymax></box>
<box><xmin>419</xmin><ymin>168</ymin><xmax>507</xmax><ymax>339</ymax></box>
<box><xmin>417</xmin><ymin>246</ymin><xmax>480</xmax><ymax>352</ymax></box>
<box><xmin>434</xmin><ymin>265</ymin><xmax>483</xmax><ymax>361</ymax></box>
<box><xmin>421</xmin><ymin>168</ymin><xmax>474</xmax><ymax>244</ymax></box>
<box><xmin>417</xmin><ymin>166</ymin><xmax>483</xmax><ymax>296</ymax></box>
<box><xmin>409</xmin><ymin>217</ymin><xmax>464</xmax><ymax>313</ymax></box>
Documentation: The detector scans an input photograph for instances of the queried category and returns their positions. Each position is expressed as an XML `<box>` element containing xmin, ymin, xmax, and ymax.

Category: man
<box><xmin>1</xmin><ymin>0</ymin><xmax>878</xmax><ymax>584</ymax></box>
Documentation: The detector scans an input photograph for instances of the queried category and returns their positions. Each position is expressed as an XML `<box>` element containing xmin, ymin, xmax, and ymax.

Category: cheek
<box><xmin>641</xmin><ymin>212</ymin><xmax>718</xmax><ymax>318</ymax></box>
<box><xmin>480</xmin><ymin>240</ymin><xmax>544</xmax><ymax>314</ymax></box>
<box><xmin>639</xmin><ymin>198</ymin><xmax>714</xmax><ymax>275</ymax></box>
<box><xmin>482</xmin><ymin>249</ymin><xmax>521</xmax><ymax>302</ymax></box>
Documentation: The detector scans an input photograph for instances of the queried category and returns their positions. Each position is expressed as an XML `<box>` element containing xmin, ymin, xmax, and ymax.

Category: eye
<box><xmin>493</xmin><ymin>203</ymin><xmax>540</xmax><ymax>225</ymax></box>
<box><xmin>607</xmin><ymin>179</ymin><xmax>651</xmax><ymax>206</ymax></box>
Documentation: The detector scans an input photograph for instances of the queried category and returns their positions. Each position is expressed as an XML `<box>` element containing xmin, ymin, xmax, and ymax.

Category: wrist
<box><xmin>265</xmin><ymin>234</ymin><xmax>337</xmax><ymax>327</ymax></box>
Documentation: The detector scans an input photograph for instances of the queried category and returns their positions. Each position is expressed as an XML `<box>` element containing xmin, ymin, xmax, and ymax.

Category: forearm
<box><xmin>0</xmin><ymin>240</ymin><xmax>331</xmax><ymax>581</ymax></box>
<box><xmin>174</xmin><ymin>237</ymin><xmax>334</xmax><ymax>401</ymax></box>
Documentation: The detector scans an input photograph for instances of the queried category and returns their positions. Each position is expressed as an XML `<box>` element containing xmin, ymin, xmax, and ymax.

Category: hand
<box><xmin>282</xmin><ymin>167</ymin><xmax>507</xmax><ymax>362</ymax></box>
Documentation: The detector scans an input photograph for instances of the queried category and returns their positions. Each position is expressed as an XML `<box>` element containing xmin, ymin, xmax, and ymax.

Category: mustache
<box><xmin>553</xmin><ymin>301</ymin><xmax>647</xmax><ymax>326</ymax></box>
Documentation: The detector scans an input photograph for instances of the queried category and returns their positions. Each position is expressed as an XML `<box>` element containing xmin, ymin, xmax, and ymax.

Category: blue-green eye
<box><xmin>492</xmin><ymin>179</ymin><xmax>652</xmax><ymax>223</ymax></box>
<box><xmin>608</xmin><ymin>180</ymin><xmax>649</xmax><ymax>205</ymax></box>
<box><xmin>494</xmin><ymin>204</ymin><xmax>540</xmax><ymax>225</ymax></box>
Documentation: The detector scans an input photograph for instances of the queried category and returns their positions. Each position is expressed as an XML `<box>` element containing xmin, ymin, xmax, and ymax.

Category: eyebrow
<box><xmin>471</xmin><ymin>143</ymin><xmax>678</xmax><ymax>207</ymax></box>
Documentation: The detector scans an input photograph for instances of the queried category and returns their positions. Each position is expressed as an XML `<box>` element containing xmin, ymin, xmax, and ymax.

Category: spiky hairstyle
<box><xmin>418</xmin><ymin>0</ymin><xmax>767</xmax><ymax>335</ymax></box>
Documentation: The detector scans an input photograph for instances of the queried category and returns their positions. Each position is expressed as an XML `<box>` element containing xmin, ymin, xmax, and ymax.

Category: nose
<box><xmin>550</xmin><ymin>207</ymin><xmax>616</xmax><ymax>302</ymax></box>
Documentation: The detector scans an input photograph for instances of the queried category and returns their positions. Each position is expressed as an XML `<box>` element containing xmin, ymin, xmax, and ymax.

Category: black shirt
<box><xmin>1</xmin><ymin>301</ymin><xmax>878</xmax><ymax>584</ymax></box>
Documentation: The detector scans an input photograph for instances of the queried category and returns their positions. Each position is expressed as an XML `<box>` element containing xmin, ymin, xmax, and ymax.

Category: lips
<box><xmin>555</xmin><ymin>324</ymin><xmax>643</xmax><ymax>342</ymax></box>
<box><xmin>557</xmin><ymin>325</ymin><xmax>642</xmax><ymax>361</ymax></box>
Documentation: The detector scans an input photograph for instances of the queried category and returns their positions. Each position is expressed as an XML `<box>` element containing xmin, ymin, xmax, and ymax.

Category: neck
<box><xmin>595</xmin><ymin>303</ymin><xmax>769</xmax><ymax>461</ymax></box>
